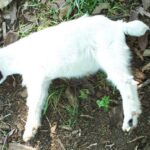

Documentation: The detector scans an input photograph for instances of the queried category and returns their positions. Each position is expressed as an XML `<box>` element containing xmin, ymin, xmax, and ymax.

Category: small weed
<box><xmin>108</xmin><ymin>2</ymin><xmax>129</xmax><ymax>16</ymax></box>
<box><xmin>30</xmin><ymin>0</ymin><xmax>40</xmax><ymax>7</ymax></box>
<box><xmin>65</xmin><ymin>106</ymin><xmax>79</xmax><ymax>128</ymax></box>
<box><xmin>96</xmin><ymin>71</ymin><xmax>117</xmax><ymax>94</ymax></box>
<box><xmin>96</xmin><ymin>96</ymin><xmax>110</xmax><ymax>112</ymax></box>
<box><xmin>43</xmin><ymin>85</ymin><xmax>65</xmax><ymax>115</ymax></box>
<box><xmin>18</xmin><ymin>24</ymin><xmax>37</xmax><ymax>37</ymax></box>
<box><xmin>66</xmin><ymin>0</ymin><xmax>100</xmax><ymax>19</ymax></box>
<box><xmin>79</xmin><ymin>89</ymin><xmax>89</xmax><ymax>100</ymax></box>
<box><xmin>112</xmin><ymin>85</ymin><xmax>117</xmax><ymax>94</ymax></box>
<box><xmin>96</xmin><ymin>71</ymin><xmax>108</xmax><ymax>88</ymax></box>
<box><xmin>96</xmin><ymin>71</ymin><xmax>107</xmax><ymax>80</ymax></box>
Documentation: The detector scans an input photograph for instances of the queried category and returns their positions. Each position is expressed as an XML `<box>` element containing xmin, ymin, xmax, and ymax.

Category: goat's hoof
<box><xmin>122</xmin><ymin>111</ymin><xmax>141</xmax><ymax>132</ymax></box>
<box><xmin>23</xmin><ymin>125</ymin><xmax>39</xmax><ymax>142</ymax></box>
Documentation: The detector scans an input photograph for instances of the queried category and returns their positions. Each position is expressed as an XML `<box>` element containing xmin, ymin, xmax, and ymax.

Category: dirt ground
<box><xmin>0</xmin><ymin>0</ymin><xmax>150</xmax><ymax>150</ymax></box>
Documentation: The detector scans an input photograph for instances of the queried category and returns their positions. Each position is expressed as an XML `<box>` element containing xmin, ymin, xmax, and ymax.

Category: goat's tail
<box><xmin>122</xmin><ymin>20</ymin><xmax>149</xmax><ymax>37</ymax></box>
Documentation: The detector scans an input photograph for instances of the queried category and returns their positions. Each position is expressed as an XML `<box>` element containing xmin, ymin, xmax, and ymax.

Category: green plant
<box><xmin>108</xmin><ymin>2</ymin><xmax>129</xmax><ymax>16</ymax></box>
<box><xmin>43</xmin><ymin>86</ymin><xmax>65</xmax><ymax>115</ymax></box>
<box><xmin>96</xmin><ymin>71</ymin><xmax>109</xmax><ymax>88</ymax></box>
<box><xmin>65</xmin><ymin>106</ymin><xmax>78</xmax><ymax>127</ymax></box>
<box><xmin>96</xmin><ymin>71</ymin><xmax>117</xmax><ymax>94</ymax></box>
<box><xmin>18</xmin><ymin>24</ymin><xmax>37</xmax><ymax>37</ymax></box>
<box><xmin>79</xmin><ymin>89</ymin><xmax>89</xmax><ymax>100</ymax></box>
<box><xmin>96</xmin><ymin>71</ymin><xmax>107</xmax><ymax>80</ymax></box>
<box><xmin>66</xmin><ymin>0</ymin><xmax>100</xmax><ymax>19</ymax></box>
<box><xmin>96</xmin><ymin>96</ymin><xmax>110</xmax><ymax>112</ymax></box>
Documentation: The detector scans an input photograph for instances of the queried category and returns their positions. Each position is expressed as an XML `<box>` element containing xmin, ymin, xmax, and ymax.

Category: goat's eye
<box><xmin>128</xmin><ymin>119</ymin><xmax>133</xmax><ymax>127</ymax></box>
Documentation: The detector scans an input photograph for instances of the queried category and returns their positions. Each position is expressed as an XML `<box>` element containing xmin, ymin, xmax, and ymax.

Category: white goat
<box><xmin>0</xmin><ymin>15</ymin><xmax>149</xmax><ymax>142</ymax></box>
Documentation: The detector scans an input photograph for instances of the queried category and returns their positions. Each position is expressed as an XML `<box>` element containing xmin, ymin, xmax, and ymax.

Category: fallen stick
<box><xmin>128</xmin><ymin>135</ymin><xmax>146</xmax><ymax>143</ymax></box>
<box><xmin>138</xmin><ymin>79</ymin><xmax>150</xmax><ymax>89</ymax></box>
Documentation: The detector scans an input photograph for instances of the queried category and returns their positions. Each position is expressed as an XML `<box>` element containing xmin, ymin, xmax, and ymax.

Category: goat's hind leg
<box><xmin>109</xmin><ymin>73</ymin><xmax>141</xmax><ymax>131</ymax></box>
<box><xmin>96</xmin><ymin>49</ymin><xmax>141</xmax><ymax>131</ymax></box>
<box><xmin>23</xmin><ymin>77</ymin><xmax>51</xmax><ymax>142</ymax></box>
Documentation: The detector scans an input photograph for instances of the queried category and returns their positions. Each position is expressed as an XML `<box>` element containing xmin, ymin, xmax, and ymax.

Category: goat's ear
<box><xmin>0</xmin><ymin>71</ymin><xmax>3</xmax><ymax>80</ymax></box>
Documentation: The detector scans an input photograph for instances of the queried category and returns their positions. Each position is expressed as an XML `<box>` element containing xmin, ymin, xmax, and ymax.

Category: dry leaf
<box><xmin>19</xmin><ymin>89</ymin><xmax>28</xmax><ymax>98</ymax></box>
<box><xmin>143</xmin><ymin>49</ymin><xmax>150</xmax><ymax>57</ymax></box>
<box><xmin>10</xmin><ymin>2</ymin><xmax>17</xmax><ymax>24</ymax></box>
<box><xmin>41</xmin><ymin>0</ymin><xmax>47</xmax><ymax>4</ymax></box>
<box><xmin>130</xmin><ymin>7</ymin><xmax>150</xmax><ymax>21</ymax></box>
<box><xmin>142</xmin><ymin>0</ymin><xmax>150</xmax><ymax>10</ymax></box>
<box><xmin>59</xmin><ymin>4</ymin><xmax>70</xmax><ymax>20</ymax></box>
<box><xmin>9</xmin><ymin>143</ymin><xmax>37</xmax><ymax>150</ymax></box>
<box><xmin>133</xmin><ymin>48</ymin><xmax>144</xmax><ymax>61</ymax></box>
<box><xmin>2</xmin><ymin>2</ymin><xmax>17</xmax><ymax>24</ymax></box>
<box><xmin>65</xmin><ymin>87</ymin><xmax>78</xmax><ymax>107</ymax></box>
<box><xmin>137</xmin><ymin>7</ymin><xmax>150</xmax><ymax>18</ymax></box>
<box><xmin>138</xmin><ymin>31</ymin><xmax>149</xmax><ymax>51</ymax></box>
<box><xmin>133</xmin><ymin>69</ymin><xmax>146</xmax><ymax>81</ymax></box>
<box><xmin>0</xmin><ymin>0</ymin><xmax>13</xmax><ymax>9</ymax></box>
<box><xmin>24</xmin><ymin>12</ymin><xmax>38</xmax><ymax>23</ymax></box>
<box><xmin>4</xmin><ymin>31</ymin><xmax>18</xmax><ymax>46</ymax></box>
<box><xmin>92</xmin><ymin>3</ymin><xmax>110</xmax><ymax>15</ymax></box>
<box><xmin>49</xmin><ymin>0</ymin><xmax>68</xmax><ymax>19</ymax></box>
<box><xmin>54</xmin><ymin>0</ymin><xmax>66</xmax><ymax>7</ymax></box>
<box><xmin>51</xmin><ymin>123</ymin><xmax>57</xmax><ymax>134</ymax></box>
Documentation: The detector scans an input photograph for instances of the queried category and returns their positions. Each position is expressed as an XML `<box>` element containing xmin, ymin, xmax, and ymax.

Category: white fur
<box><xmin>0</xmin><ymin>15</ymin><xmax>149</xmax><ymax>142</ymax></box>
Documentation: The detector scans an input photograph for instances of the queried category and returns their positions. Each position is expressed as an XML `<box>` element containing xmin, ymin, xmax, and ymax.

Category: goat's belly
<box><xmin>58</xmin><ymin>60</ymin><xmax>100</xmax><ymax>79</ymax></box>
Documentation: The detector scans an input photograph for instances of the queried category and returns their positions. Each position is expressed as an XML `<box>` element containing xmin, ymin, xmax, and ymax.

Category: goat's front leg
<box><xmin>23</xmin><ymin>78</ymin><xmax>50</xmax><ymax>142</ymax></box>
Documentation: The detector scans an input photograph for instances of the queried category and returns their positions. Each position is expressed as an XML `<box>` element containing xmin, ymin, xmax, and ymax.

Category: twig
<box><xmin>0</xmin><ymin>114</ymin><xmax>11</xmax><ymax>121</ymax></box>
<box><xmin>2</xmin><ymin>134</ymin><xmax>8</xmax><ymax>150</ymax></box>
<box><xmin>2</xmin><ymin>22</ymin><xmax>7</xmax><ymax>39</ymax></box>
<box><xmin>105</xmin><ymin>143</ymin><xmax>115</xmax><ymax>149</ymax></box>
<box><xmin>46</xmin><ymin>117</ymin><xmax>66</xmax><ymax>150</ymax></box>
<box><xmin>138</xmin><ymin>79</ymin><xmax>150</xmax><ymax>89</ymax></box>
<box><xmin>134</xmin><ymin>145</ymin><xmax>138</xmax><ymax>150</ymax></box>
<box><xmin>87</xmin><ymin>143</ymin><xmax>97</xmax><ymax>149</ymax></box>
<box><xmin>57</xmin><ymin>138</ymin><xmax>66</xmax><ymax>150</ymax></box>
<box><xmin>127</xmin><ymin>135</ymin><xmax>146</xmax><ymax>143</ymax></box>
<box><xmin>60</xmin><ymin>125</ymin><xmax>72</xmax><ymax>131</ymax></box>
<box><xmin>80</xmin><ymin>114</ymin><xmax>94</xmax><ymax>119</ymax></box>
<box><xmin>142</xmin><ymin>63</ymin><xmax>150</xmax><ymax>72</ymax></box>
<box><xmin>46</xmin><ymin>116</ymin><xmax>52</xmax><ymax>138</ymax></box>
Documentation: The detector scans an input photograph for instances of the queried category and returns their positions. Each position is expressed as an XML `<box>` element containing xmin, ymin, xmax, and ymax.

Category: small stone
<box><xmin>19</xmin><ymin>89</ymin><xmax>28</xmax><ymax>98</ymax></box>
